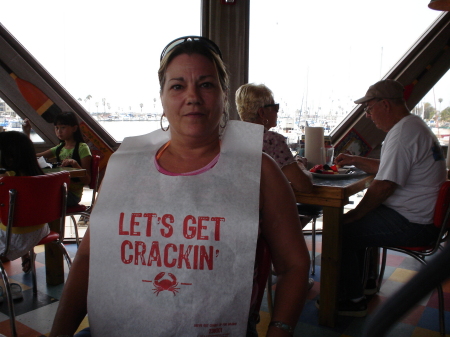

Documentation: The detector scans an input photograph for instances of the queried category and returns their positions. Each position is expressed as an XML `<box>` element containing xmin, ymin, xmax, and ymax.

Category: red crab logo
<box><xmin>153</xmin><ymin>272</ymin><xmax>180</xmax><ymax>296</ymax></box>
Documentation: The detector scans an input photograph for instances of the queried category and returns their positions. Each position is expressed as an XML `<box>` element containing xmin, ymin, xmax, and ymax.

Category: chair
<box><xmin>66</xmin><ymin>154</ymin><xmax>100</xmax><ymax>246</ymax></box>
<box><xmin>366</xmin><ymin>181</ymin><xmax>450</xmax><ymax>337</ymax></box>
<box><xmin>363</xmin><ymin>242</ymin><xmax>450</xmax><ymax>337</ymax></box>
<box><xmin>297</xmin><ymin>203</ymin><xmax>323</xmax><ymax>275</ymax></box>
<box><xmin>0</xmin><ymin>172</ymin><xmax>72</xmax><ymax>337</ymax></box>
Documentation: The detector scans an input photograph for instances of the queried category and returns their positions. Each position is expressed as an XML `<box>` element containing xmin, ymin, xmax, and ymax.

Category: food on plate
<box><xmin>309</xmin><ymin>164</ymin><xmax>340</xmax><ymax>174</ymax></box>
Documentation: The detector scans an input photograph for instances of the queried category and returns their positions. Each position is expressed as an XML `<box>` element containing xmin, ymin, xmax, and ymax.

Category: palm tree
<box><xmin>140</xmin><ymin>103</ymin><xmax>143</xmax><ymax>113</ymax></box>
<box><xmin>85</xmin><ymin>95</ymin><xmax>92</xmax><ymax>113</ymax></box>
<box><xmin>95</xmin><ymin>102</ymin><xmax>99</xmax><ymax>113</ymax></box>
<box><xmin>102</xmin><ymin>98</ymin><xmax>106</xmax><ymax>114</ymax></box>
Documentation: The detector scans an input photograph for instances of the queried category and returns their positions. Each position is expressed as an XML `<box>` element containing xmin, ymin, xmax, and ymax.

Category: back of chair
<box><xmin>89</xmin><ymin>155</ymin><xmax>101</xmax><ymax>190</ymax></box>
<box><xmin>0</xmin><ymin>172</ymin><xmax>70</xmax><ymax>228</ymax></box>
<box><xmin>434</xmin><ymin>181</ymin><xmax>450</xmax><ymax>230</ymax></box>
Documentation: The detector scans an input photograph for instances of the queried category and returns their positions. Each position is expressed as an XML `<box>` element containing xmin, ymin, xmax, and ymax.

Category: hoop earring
<box><xmin>160</xmin><ymin>114</ymin><xmax>169</xmax><ymax>132</ymax></box>
<box><xmin>264</xmin><ymin>119</ymin><xmax>268</xmax><ymax>125</ymax></box>
<box><xmin>220</xmin><ymin>111</ymin><xmax>229</xmax><ymax>129</ymax></box>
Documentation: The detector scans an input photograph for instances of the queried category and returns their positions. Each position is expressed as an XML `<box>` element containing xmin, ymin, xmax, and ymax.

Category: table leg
<box><xmin>45</xmin><ymin>219</ymin><xmax>64</xmax><ymax>285</ymax></box>
<box><xmin>319</xmin><ymin>206</ymin><xmax>343</xmax><ymax>327</ymax></box>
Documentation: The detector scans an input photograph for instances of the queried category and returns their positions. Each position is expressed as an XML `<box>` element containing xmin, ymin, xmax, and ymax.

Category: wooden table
<box><xmin>43</xmin><ymin>167</ymin><xmax>86</xmax><ymax>285</ymax></box>
<box><xmin>294</xmin><ymin>172</ymin><xmax>374</xmax><ymax>327</ymax></box>
<box><xmin>43</xmin><ymin>167</ymin><xmax>86</xmax><ymax>178</ymax></box>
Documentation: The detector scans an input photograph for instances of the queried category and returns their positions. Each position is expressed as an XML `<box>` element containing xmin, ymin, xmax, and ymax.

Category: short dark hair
<box><xmin>0</xmin><ymin>131</ymin><xmax>43</xmax><ymax>176</ymax></box>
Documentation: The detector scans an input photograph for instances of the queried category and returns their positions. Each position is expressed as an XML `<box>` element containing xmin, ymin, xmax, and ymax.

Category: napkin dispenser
<box><xmin>304</xmin><ymin>126</ymin><xmax>325</xmax><ymax>168</ymax></box>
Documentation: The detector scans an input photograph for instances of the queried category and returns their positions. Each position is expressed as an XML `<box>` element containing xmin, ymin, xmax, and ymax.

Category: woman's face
<box><xmin>160</xmin><ymin>53</ymin><xmax>226</xmax><ymax>140</ymax></box>
<box><xmin>54</xmin><ymin>124</ymin><xmax>77</xmax><ymax>141</ymax></box>
<box><xmin>262</xmin><ymin>102</ymin><xmax>279</xmax><ymax>129</ymax></box>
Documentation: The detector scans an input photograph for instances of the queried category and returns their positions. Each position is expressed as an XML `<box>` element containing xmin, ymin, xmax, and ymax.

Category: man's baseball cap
<box><xmin>354</xmin><ymin>79</ymin><xmax>404</xmax><ymax>104</ymax></box>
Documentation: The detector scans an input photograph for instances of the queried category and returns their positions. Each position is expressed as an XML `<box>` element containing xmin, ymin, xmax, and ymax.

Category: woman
<box><xmin>236</xmin><ymin>84</ymin><xmax>318</xmax><ymax>290</ymax></box>
<box><xmin>235</xmin><ymin>83</ymin><xmax>313</xmax><ymax>195</ymax></box>
<box><xmin>31</xmin><ymin>112</ymin><xmax>92</xmax><ymax>207</ymax></box>
<box><xmin>0</xmin><ymin>131</ymin><xmax>48</xmax><ymax>291</ymax></box>
<box><xmin>50</xmin><ymin>36</ymin><xmax>310</xmax><ymax>337</ymax></box>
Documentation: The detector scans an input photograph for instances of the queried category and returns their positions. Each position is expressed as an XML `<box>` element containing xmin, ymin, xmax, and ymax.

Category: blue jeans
<box><xmin>75</xmin><ymin>327</ymin><xmax>91</xmax><ymax>337</ymax></box>
<box><xmin>339</xmin><ymin>205</ymin><xmax>439</xmax><ymax>300</ymax></box>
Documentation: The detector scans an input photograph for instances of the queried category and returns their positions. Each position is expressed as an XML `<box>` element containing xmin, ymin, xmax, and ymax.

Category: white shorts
<box><xmin>0</xmin><ymin>225</ymin><xmax>50</xmax><ymax>261</ymax></box>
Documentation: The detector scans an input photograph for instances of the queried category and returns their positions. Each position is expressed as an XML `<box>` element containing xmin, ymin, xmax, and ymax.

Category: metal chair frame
<box><xmin>298</xmin><ymin>204</ymin><xmax>323</xmax><ymax>275</ymax></box>
<box><xmin>365</xmin><ymin>181</ymin><xmax>450</xmax><ymax>337</ymax></box>
<box><xmin>66</xmin><ymin>154</ymin><xmax>100</xmax><ymax>246</ymax></box>
<box><xmin>0</xmin><ymin>172</ymin><xmax>72</xmax><ymax>337</ymax></box>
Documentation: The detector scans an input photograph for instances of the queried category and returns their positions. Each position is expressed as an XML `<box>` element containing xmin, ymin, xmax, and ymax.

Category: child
<box><xmin>37</xmin><ymin>112</ymin><xmax>92</xmax><ymax>207</ymax></box>
<box><xmin>0</xmin><ymin>131</ymin><xmax>48</xmax><ymax>279</ymax></box>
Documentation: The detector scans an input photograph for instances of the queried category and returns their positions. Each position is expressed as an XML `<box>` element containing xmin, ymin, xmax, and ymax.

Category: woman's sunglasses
<box><xmin>160</xmin><ymin>36</ymin><xmax>223</xmax><ymax>61</ymax></box>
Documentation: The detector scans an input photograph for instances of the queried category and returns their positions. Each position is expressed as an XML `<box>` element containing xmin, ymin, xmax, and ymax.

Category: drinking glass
<box><xmin>322</xmin><ymin>147</ymin><xmax>334</xmax><ymax>166</ymax></box>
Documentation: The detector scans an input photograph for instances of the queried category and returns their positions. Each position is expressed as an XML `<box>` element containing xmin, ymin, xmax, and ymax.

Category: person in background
<box><xmin>50</xmin><ymin>36</ymin><xmax>310</xmax><ymax>337</ymax></box>
<box><xmin>236</xmin><ymin>83</ymin><xmax>317</xmax><ymax>290</ymax></box>
<box><xmin>236</xmin><ymin>83</ymin><xmax>313</xmax><ymax>196</ymax></box>
<box><xmin>24</xmin><ymin>112</ymin><xmax>92</xmax><ymax>207</ymax></box>
<box><xmin>0</xmin><ymin>131</ymin><xmax>49</xmax><ymax>282</ymax></box>
<box><xmin>328</xmin><ymin>79</ymin><xmax>446</xmax><ymax>317</ymax></box>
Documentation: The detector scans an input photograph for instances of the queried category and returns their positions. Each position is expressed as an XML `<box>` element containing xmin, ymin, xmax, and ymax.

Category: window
<box><xmin>1</xmin><ymin>1</ymin><xmax>201</xmax><ymax>141</ymax></box>
<box><xmin>249</xmin><ymin>0</ymin><xmax>442</xmax><ymax>143</ymax></box>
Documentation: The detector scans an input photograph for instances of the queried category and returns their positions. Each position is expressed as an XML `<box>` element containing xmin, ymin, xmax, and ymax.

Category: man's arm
<box><xmin>343</xmin><ymin>179</ymin><xmax>397</xmax><ymax>224</ymax></box>
<box><xmin>335</xmin><ymin>153</ymin><xmax>380</xmax><ymax>174</ymax></box>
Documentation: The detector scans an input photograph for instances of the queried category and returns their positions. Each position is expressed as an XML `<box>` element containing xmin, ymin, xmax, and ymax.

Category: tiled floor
<box><xmin>0</xmin><ymin>222</ymin><xmax>449</xmax><ymax>336</ymax></box>
<box><xmin>257</xmin><ymin>233</ymin><xmax>450</xmax><ymax>337</ymax></box>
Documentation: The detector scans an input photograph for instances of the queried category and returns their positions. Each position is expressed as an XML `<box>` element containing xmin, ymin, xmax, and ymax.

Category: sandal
<box><xmin>10</xmin><ymin>283</ymin><xmax>23</xmax><ymax>301</ymax></box>
<box><xmin>21</xmin><ymin>254</ymin><xmax>32</xmax><ymax>274</ymax></box>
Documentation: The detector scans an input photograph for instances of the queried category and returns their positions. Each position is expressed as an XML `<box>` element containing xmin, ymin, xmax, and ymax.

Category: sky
<box><xmin>1</xmin><ymin>1</ymin><xmax>201</xmax><ymax>115</ymax></box>
<box><xmin>0</xmin><ymin>0</ymin><xmax>448</xmax><ymax>121</ymax></box>
<box><xmin>249</xmin><ymin>0</ymin><xmax>447</xmax><ymax>118</ymax></box>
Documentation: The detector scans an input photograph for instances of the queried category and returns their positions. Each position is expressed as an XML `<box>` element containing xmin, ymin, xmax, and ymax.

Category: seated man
<box><xmin>328</xmin><ymin>79</ymin><xmax>446</xmax><ymax>317</ymax></box>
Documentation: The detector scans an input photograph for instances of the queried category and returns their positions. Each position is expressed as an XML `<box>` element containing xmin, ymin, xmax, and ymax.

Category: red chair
<box><xmin>0</xmin><ymin>172</ymin><xmax>72</xmax><ymax>337</ymax></box>
<box><xmin>367</xmin><ymin>181</ymin><xmax>450</xmax><ymax>337</ymax></box>
<box><xmin>66</xmin><ymin>154</ymin><xmax>100</xmax><ymax>246</ymax></box>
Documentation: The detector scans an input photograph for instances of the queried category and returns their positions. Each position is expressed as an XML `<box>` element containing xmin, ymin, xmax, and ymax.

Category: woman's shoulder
<box><xmin>78</xmin><ymin>142</ymin><xmax>92</xmax><ymax>157</ymax></box>
<box><xmin>264</xmin><ymin>129</ymin><xmax>286</xmax><ymax>141</ymax></box>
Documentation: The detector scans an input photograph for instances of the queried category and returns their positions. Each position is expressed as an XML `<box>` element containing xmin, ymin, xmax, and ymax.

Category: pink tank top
<box><xmin>154</xmin><ymin>141</ymin><xmax>220</xmax><ymax>176</ymax></box>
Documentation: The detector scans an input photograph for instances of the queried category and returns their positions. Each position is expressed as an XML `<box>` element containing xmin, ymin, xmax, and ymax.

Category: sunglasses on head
<box><xmin>160</xmin><ymin>36</ymin><xmax>223</xmax><ymax>61</ymax></box>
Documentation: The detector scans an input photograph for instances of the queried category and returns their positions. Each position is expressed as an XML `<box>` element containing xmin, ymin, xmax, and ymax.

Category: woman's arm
<box><xmin>281</xmin><ymin>161</ymin><xmax>313</xmax><ymax>194</ymax></box>
<box><xmin>36</xmin><ymin>149</ymin><xmax>54</xmax><ymax>159</ymax></box>
<box><xmin>50</xmin><ymin>228</ymin><xmax>90</xmax><ymax>336</ymax></box>
<box><xmin>61</xmin><ymin>155</ymin><xmax>92</xmax><ymax>186</ymax></box>
<box><xmin>260</xmin><ymin>154</ymin><xmax>311</xmax><ymax>336</ymax></box>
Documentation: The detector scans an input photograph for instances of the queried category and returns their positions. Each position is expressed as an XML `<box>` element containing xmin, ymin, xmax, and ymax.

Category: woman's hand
<box><xmin>22</xmin><ymin>118</ymin><xmax>31</xmax><ymax>137</ymax></box>
<box><xmin>295</xmin><ymin>156</ymin><xmax>307</xmax><ymax>167</ymax></box>
<box><xmin>61</xmin><ymin>159</ymin><xmax>80</xmax><ymax>168</ymax></box>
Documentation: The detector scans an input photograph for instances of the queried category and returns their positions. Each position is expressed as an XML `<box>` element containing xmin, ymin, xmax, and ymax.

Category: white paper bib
<box><xmin>88</xmin><ymin>121</ymin><xmax>263</xmax><ymax>336</ymax></box>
